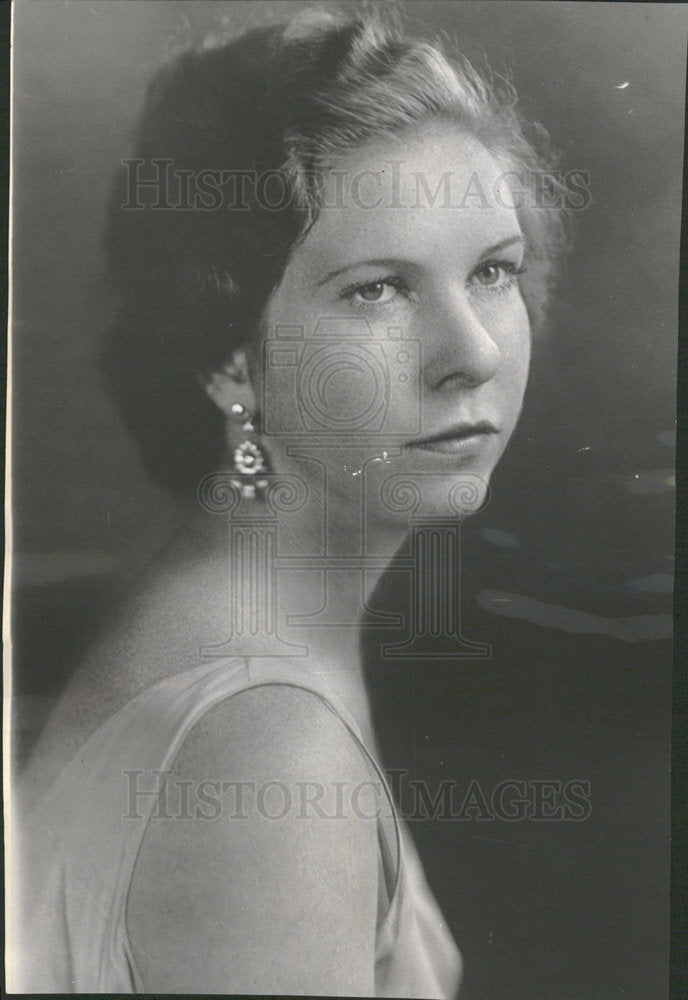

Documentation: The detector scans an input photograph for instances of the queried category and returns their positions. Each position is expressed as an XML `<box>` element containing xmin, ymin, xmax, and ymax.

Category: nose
<box><xmin>421</xmin><ymin>291</ymin><xmax>502</xmax><ymax>391</ymax></box>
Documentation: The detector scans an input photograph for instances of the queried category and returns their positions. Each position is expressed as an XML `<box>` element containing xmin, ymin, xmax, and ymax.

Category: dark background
<box><xmin>11</xmin><ymin>2</ymin><xmax>684</xmax><ymax>998</ymax></box>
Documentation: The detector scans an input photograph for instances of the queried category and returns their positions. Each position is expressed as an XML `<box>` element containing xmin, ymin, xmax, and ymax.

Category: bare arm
<box><xmin>126</xmin><ymin>685</ymin><xmax>381</xmax><ymax>994</ymax></box>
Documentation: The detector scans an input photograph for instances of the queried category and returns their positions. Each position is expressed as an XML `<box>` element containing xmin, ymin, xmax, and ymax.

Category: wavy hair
<box><xmin>103</xmin><ymin>7</ymin><xmax>567</xmax><ymax>495</ymax></box>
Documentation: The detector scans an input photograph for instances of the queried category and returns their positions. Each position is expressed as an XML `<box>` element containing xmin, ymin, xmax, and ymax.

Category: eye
<box><xmin>339</xmin><ymin>275</ymin><xmax>411</xmax><ymax>311</ymax></box>
<box><xmin>353</xmin><ymin>280</ymin><xmax>398</xmax><ymax>304</ymax></box>
<box><xmin>474</xmin><ymin>263</ymin><xmax>502</xmax><ymax>286</ymax></box>
<box><xmin>470</xmin><ymin>259</ymin><xmax>526</xmax><ymax>295</ymax></box>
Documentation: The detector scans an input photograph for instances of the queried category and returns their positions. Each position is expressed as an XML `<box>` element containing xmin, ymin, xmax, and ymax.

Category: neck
<box><xmin>191</xmin><ymin>457</ymin><xmax>410</xmax><ymax>671</ymax></box>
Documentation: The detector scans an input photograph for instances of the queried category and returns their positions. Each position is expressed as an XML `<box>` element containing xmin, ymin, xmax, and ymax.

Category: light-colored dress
<box><xmin>9</xmin><ymin>657</ymin><xmax>462</xmax><ymax>997</ymax></box>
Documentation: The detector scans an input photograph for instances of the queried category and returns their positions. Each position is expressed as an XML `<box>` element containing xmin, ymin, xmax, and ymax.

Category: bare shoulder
<box><xmin>180</xmin><ymin>681</ymin><xmax>371</xmax><ymax>775</ymax></box>
<box><xmin>20</xmin><ymin>535</ymin><xmax>231</xmax><ymax>792</ymax></box>
<box><xmin>126</xmin><ymin>684</ymin><xmax>381</xmax><ymax>995</ymax></box>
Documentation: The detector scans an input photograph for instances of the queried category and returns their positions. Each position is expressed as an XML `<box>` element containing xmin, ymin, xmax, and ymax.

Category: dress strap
<box><xmin>222</xmin><ymin>664</ymin><xmax>403</xmax><ymax>915</ymax></box>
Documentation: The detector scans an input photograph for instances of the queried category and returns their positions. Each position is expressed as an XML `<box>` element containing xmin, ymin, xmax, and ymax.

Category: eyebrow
<box><xmin>316</xmin><ymin>235</ymin><xmax>525</xmax><ymax>286</ymax></box>
<box><xmin>316</xmin><ymin>257</ymin><xmax>418</xmax><ymax>287</ymax></box>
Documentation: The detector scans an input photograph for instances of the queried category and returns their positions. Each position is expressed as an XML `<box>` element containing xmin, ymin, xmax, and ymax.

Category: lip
<box><xmin>405</xmin><ymin>420</ymin><xmax>499</xmax><ymax>454</ymax></box>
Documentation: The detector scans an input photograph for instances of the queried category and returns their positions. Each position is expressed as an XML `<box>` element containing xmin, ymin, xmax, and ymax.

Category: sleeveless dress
<box><xmin>9</xmin><ymin>657</ymin><xmax>462</xmax><ymax>997</ymax></box>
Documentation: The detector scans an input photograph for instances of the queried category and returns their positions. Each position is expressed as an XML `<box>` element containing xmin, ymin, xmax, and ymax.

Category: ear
<box><xmin>203</xmin><ymin>349</ymin><xmax>256</xmax><ymax>417</ymax></box>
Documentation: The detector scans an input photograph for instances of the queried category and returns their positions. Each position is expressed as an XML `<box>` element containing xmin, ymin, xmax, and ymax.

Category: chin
<box><xmin>367</xmin><ymin>459</ymin><xmax>493</xmax><ymax>525</ymax></box>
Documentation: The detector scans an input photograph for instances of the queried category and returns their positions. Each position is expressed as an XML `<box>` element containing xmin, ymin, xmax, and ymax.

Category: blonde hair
<box><xmin>105</xmin><ymin>6</ymin><xmax>567</xmax><ymax>494</ymax></box>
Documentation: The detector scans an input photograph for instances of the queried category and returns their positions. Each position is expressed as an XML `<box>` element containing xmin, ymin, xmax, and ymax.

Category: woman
<box><xmin>10</xmin><ymin>8</ymin><xmax>565</xmax><ymax>996</ymax></box>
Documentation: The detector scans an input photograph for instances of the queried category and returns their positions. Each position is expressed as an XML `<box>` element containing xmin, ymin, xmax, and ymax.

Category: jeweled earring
<box><xmin>229</xmin><ymin>402</ymin><xmax>269</xmax><ymax>499</ymax></box>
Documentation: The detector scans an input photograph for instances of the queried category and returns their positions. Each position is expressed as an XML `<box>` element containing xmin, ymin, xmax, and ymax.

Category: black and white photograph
<box><xmin>6</xmin><ymin>2</ymin><xmax>683</xmax><ymax>997</ymax></box>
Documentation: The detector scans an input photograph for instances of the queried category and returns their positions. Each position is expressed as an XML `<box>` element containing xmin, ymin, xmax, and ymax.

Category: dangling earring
<box><xmin>229</xmin><ymin>402</ymin><xmax>269</xmax><ymax>499</ymax></box>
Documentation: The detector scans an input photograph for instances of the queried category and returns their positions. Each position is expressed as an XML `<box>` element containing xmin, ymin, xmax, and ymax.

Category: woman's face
<box><xmin>260</xmin><ymin>125</ymin><xmax>531</xmax><ymax>524</ymax></box>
